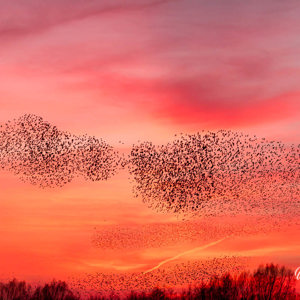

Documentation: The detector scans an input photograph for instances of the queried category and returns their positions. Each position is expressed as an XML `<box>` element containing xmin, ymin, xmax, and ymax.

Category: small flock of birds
<box><xmin>0</xmin><ymin>114</ymin><xmax>299</xmax><ymax>217</ymax></box>
<box><xmin>0</xmin><ymin>114</ymin><xmax>121</xmax><ymax>187</ymax></box>
<box><xmin>70</xmin><ymin>256</ymin><xmax>252</xmax><ymax>296</ymax></box>
<box><xmin>91</xmin><ymin>215</ymin><xmax>299</xmax><ymax>252</ymax></box>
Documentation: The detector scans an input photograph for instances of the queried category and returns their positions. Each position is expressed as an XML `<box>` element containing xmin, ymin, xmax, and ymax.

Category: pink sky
<box><xmin>0</xmin><ymin>0</ymin><xmax>299</xmax><ymax>291</ymax></box>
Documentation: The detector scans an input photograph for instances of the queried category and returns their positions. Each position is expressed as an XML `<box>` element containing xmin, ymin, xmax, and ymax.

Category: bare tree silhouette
<box><xmin>0</xmin><ymin>264</ymin><xmax>299</xmax><ymax>299</ymax></box>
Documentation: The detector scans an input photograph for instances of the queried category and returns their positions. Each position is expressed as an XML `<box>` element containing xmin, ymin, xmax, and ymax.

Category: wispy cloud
<box><xmin>0</xmin><ymin>0</ymin><xmax>173</xmax><ymax>40</ymax></box>
<box><xmin>143</xmin><ymin>235</ymin><xmax>232</xmax><ymax>274</ymax></box>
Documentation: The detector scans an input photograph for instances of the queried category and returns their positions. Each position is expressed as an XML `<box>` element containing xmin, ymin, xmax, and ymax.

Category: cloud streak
<box><xmin>143</xmin><ymin>235</ymin><xmax>232</xmax><ymax>274</ymax></box>
<box><xmin>1</xmin><ymin>0</ymin><xmax>300</xmax><ymax>133</ymax></box>
<box><xmin>0</xmin><ymin>0</ymin><xmax>172</xmax><ymax>40</ymax></box>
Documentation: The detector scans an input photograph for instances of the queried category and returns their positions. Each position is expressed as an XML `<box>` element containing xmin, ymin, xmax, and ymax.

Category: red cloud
<box><xmin>152</xmin><ymin>90</ymin><xmax>300</xmax><ymax>128</ymax></box>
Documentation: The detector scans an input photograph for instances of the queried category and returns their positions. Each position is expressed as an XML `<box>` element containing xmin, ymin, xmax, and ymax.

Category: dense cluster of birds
<box><xmin>0</xmin><ymin>114</ymin><xmax>299</xmax><ymax>216</ymax></box>
<box><xmin>0</xmin><ymin>114</ymin><xmax>121</xmax><ymax>187</ymax></box>
<box><xmin>128</xmin><ymin>131</ymin><xmax>299</xmax><ymax>216</ymax></box>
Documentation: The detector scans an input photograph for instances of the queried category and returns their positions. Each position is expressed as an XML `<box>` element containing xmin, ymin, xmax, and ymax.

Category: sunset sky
<box><xmin>0</xmin><ymin>0</ymin><xmax>299</xmax><ymax>291</ymax></box>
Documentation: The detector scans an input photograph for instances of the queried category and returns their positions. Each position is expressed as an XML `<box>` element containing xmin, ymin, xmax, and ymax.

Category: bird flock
<box><xmin>0</xmin><ymin>114</ymin><xmax>299</xmax><ymax>217</ymax></box>
<box><xmin>91</xmin><ymin>215</ymin><xmax>298</xmax><ymax>251</ymax></box>
<box><xmin>70</xmin><ymin>256</ymin><xmax>252</xmax><ymax>296</ymax></box>
<box><xmin>1</xmin><ymin>114</ymin><xmax>299</xmax><ymax>294</ymax></box>
<box><xmin>128</xmin><ymin>131</ymin><xmax>299</xmax><ymax>216</ymax></box>
<box><xmin>0</xmin><ymin>114</ymin><xmax>121</xmax><ymax>188</ymax></box>
<box><xmin>89</xmin><ymin>217</ymin><xmax>297</xmax><ymax>295</ymax></box>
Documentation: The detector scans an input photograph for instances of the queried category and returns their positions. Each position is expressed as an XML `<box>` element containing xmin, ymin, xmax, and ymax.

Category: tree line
<box><xmin>0</xmin><ymin>264</ymin><xmax>299</xmax><ymax>299</ymax></box>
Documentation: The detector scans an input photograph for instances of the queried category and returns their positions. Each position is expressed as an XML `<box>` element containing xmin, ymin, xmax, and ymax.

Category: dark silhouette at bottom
<box><xmin>0</xmin><ymin>264</ymin><xmax>299</xmax><ymax>299</ymax></box>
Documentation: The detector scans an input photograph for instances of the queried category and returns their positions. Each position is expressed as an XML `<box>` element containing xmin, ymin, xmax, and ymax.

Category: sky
<box><xmin>0</xmin><ymin>0</ymin><xmax>299</xmax><ymax>292</ymax></box>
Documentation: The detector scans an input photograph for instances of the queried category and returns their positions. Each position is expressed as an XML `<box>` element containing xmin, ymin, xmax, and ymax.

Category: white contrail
<box><xmin>143</xmin><ymin>235</ymin><xmax>232</xmax><ymax>274</ymax></box>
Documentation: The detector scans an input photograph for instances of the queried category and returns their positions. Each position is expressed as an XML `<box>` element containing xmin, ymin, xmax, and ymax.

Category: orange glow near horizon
<box><xmin>0</xmin><ymin>0</ymin><xmax>299</xmax><ymax>294</ymax></box>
